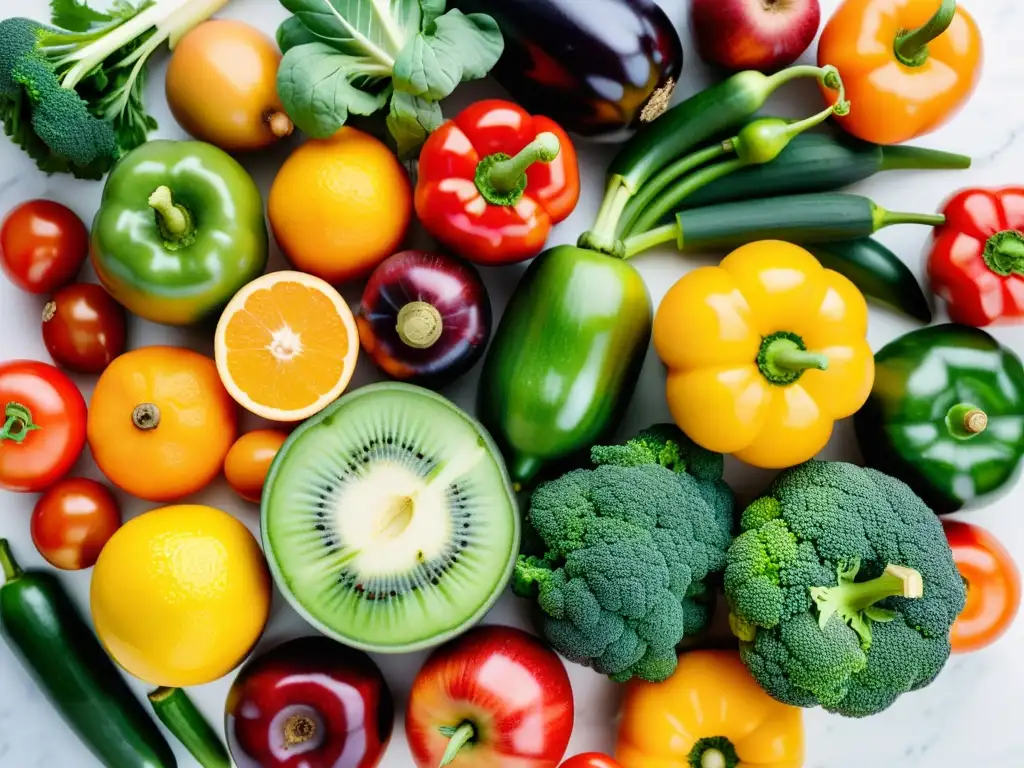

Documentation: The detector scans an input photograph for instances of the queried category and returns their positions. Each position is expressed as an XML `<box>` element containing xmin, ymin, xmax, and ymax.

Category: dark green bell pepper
<box><xmin>854</xmin><ymin>324</ymin><xmax>1024</xmax><ymax>514</ymax></box>
<box><xmin>477</xmin><ymin>245</ymin><xmax>652</xmax><ymax>489</ymax></box>
<box><xmin>91</xmin><ymin>140</ymin><xmax>268</xmax><ymax>326</ymax></box>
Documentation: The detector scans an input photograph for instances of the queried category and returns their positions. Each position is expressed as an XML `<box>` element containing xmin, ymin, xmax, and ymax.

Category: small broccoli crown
<box><xmin>725</xmin><ymin>460</ymin><xmax>966</xmax><ymax>717</ymax></box>
<box><xmin>518</xmin><ymin>426</ymin><xmax>734</xmax><ymax>683</ymax></box>
<box><xmin>0</xmin><ymin>18</ymin><xmax>42</xmax><ymax>98</ymax></box>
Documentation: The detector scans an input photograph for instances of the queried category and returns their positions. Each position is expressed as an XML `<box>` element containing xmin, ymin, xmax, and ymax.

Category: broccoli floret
<box><xmin>725</xmin><ymin>460</ymin><xmax>966</xmax><ymax>718</ymax></box>
<box><xmin>514</xmin><ymin>425</ymin><xmax>734</xmax><ymax>683</ymax></box>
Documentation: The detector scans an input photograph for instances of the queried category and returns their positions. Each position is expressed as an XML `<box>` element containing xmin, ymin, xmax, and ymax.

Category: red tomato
<box><xmin>406</xmin><ymin>625</ymin><xmax>574</xmax><ymax>768</ymax></box>
<box><xmin>0</xmin><ymin>200</ymin><xmax>89</xmax><ymax>294</ymax></box>
<box><xmin>944</xmin><ymin>520</ymin><xmax>1021</xmax><ymax>654</ymax></box>
<box><xmin>42</xmin><ymin>283</ymin><xmax>127</xmax><ymax>373</ymax></box>
<box><xmin>560</xmin><ymin>755</ymin><xmax>623</xmax><ymax>768</ymax></box>
<box><xmin>31</xmin><ymin>477</ymin><xmax>121</xmax><ymax>570</ymax></box>
<box><xmin>0</xmin><ymin>361</ymin><xmax>87</xmax><ymax>492</ymax></box>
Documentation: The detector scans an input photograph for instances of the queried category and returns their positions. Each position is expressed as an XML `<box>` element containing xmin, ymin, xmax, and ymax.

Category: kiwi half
<box><xmin>262</xmin><ymin>382</ymin><xmax>520</xmax><ymax>652</ymax></box>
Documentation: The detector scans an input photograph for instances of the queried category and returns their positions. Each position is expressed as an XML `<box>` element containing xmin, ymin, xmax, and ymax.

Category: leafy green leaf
<box><xmin>386</xmin><ymin>89</ymin><xmax>442</xmax><ymax>157</ymax></box>
<box><xmin>393</xmin><ymin>9</ymin><xmax>502</xmax><ymax>100</ymax></box>
<box><xmin>49</xmin><ymin>0</ymin><xmax>138</xmax><ymax>31</ymax></box>
<box><xmin>277</xmin><ymin>16</ymin><xmax>325</xmax><ymax>53</ymax></box>
<box><xmin>277</xmin><ymin>0</ymin><xmax>420</xmax><ymax>62</ymax></box>
<box><xmin>277</xmin><ymin>42</ymin><xmax>390</xmax><ymax>139</ymax></box>
<box><xmin>420</xmin><ymin>0</ymin><xmax>445</xmax><ymax>29</ymax></box>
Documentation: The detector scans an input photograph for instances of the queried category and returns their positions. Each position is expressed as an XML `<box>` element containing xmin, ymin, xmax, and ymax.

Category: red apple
<box><xmin>690</xmin><ymin>0</ymin><xmax>821</xmax><ymax>73</ymax></box>
<box><xmin>224</xmin><ymin>636</ymin><xmax>394</xmax><ymax>768</ymax></box>
<box><xmin>406</xmin><ymin>625</ymin><xmax>575</xmax><ymax>768</ymax></box>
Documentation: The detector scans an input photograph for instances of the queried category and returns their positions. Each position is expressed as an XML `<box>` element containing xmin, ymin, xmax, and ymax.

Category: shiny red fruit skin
<box><xmin>0</xmin><ymin>200</ymin><xmax>89</xmax><ymax>294</ymax></box>
<box><xmin>225</xmin><ymin>636</ymin><xmax>394</xmax><ymax>768</ymax></box>
<box><xmin>31</xmin><ymin>477</ymin><xmax>122</xmax><ymax>570</ymax></box>
<box><xmin>42</xmin><ymin>283</ymin><xmax>127</xmax><ymax>374</ymax></box>
<box><xmin>357</xmin><ymin>250</ymin><xmax>492</xmax><ymax>389</ymax></box>
<box><xmin>559</xmin><ymin>754</ymin><xmax>623</xmax><ymax>768</ymax></box>
<box><xmin>406</xmin><ymin>624</ymin><xmax>575</xmax><ymax>768</ymax></box>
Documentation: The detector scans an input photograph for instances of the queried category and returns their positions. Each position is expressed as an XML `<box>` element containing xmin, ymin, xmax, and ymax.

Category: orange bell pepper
<box><xmin>817</xmin><ymin>0</ymin><xmax>982</xmax><ymax>145</ymax></box>
<box><xmin>616</xmin><ymin>650</ymin><xmax>804</xmax><ymax>768</ymax></box>
<box><xmin>652</xmin><ymin>241</ymin><xmax>874</xmax><ymax>469</ymax></box>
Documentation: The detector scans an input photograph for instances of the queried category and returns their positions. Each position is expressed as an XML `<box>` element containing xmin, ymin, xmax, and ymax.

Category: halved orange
<box><xmin>214</xmin><ymin>271</ymin><xmax>359</xmax><ymax>421</ymax></box>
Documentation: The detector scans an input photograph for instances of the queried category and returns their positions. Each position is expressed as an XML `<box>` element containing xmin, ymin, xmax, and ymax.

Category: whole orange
<box><xmin>88</xmin><ymin>346</ymin><xmax>238</xmax><ymax>502</ymax></box>
<box><xmin>268</xmin><ymin>127</ymin><xmax>412</xmax><ymax>284</ymax></box>
<box><xmin>224</xmin><ymin>429</ymin><xmax>288</xmax><ymax>503</ymax></box>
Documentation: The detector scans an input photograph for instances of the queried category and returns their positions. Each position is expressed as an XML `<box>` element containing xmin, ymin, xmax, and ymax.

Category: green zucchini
<box><xmin>806</xmin><ymin>238</ymin><xmax>933</xmax><ymax>323</ymax></box>
<box><xmin>672</xmin><ymin>193</ymin><xmax>945</xmax><ymax>251</ymax></box>
<box><xmin>676</xmin><ymin>133</ymin><xmax>971</xmax><ymax>211</ymax></box>
<box><xmin>0</xmin><ymin>539</ymin><xmax>176</xmax><ymax>768</ymax></box>
<box><xmin>149</xmin><ymin>687</ymin><xmax>230</xmax><ymax>768</ymax></box>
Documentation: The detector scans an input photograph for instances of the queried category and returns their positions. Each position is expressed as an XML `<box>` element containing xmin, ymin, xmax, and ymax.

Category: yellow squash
<box><xmin>616</xmin><ymin>650</ymin><xmax>804</xmax><ymax>768</ymax></box>
<box><xmin>653</xmin><ymin>241</ymin><xmax>873</xmax><ymax>469</ymax></box>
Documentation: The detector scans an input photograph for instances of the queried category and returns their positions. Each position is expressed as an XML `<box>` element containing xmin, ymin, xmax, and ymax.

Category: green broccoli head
<box><xmin>0</xmin><ymin>18</ymin><xmax>42</xmax><ymax>98</ymax></box>
<box><xmin>724</xmin><ymin>460</ymin><xmax>966</xmax><ymax>718</ymax></box>
<box><xmin>514</xmin><ymin>425</ymin><xmax>734</xmax><ymax>683</ymax></box>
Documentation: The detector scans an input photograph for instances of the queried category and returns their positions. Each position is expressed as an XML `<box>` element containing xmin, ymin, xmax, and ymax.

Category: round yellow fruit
<box><xmin>90</xmin><ymin>504</ymin><xmax>271</xmax><ymax>687</ymax></box>
<box><xmin>268</xmin><ymin>127</ymin><xmax>413</xmax><ymax>284</ymax></box>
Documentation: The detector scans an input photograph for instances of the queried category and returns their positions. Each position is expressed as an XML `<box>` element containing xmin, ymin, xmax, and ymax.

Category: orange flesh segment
<box><xmin>223</xmin><ymin>280</ymin><xmax>351</xmax><ymax>411</ymax></box>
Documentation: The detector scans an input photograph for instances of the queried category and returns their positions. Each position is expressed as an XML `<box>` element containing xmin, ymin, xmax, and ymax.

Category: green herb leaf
<box><xmin>277</xmin><ymin>16</ymin><xmax>326</xmax><ymax>53</ymax></box>
<box><xmin>393</xmin><ymin>9</ymin><xmax>502</xmax><ymax>101</ymax></box>
<box><xmin>50</xmin><ymin>0</ymin><xmax>138</xmax><ymax>31</ymax></box>
<box><xmin>420</xmin><ymin>0</ymin><xmax>445</xmax><ymax>29</ymax></box>
<box><xmin>386</xmin><ymin>89</ymin><xmax>442</xmax><ymax>157</ymax></box>
<box><xmin>278</xmin><ymin>0</ymin><xmax>420</xmax><ymax>63</ymax></box>
<box><xmin>277</xmin><ymin>42</ymin><xmax>390</xmax><ymax>139</ymax></box>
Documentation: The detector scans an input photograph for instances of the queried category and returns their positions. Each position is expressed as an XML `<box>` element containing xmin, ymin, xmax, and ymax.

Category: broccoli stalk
<box><xmin>0</xmin><ymin>0</ymin><xmax>228</xmax><ymax>177</ymax></box>
<box><xmin>810</xmin><ymin>560</ymin><xmax>923</xmax><ymax>651</ymax></box>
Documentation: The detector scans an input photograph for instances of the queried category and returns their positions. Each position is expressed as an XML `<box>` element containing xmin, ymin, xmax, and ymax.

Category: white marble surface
<box><xmin>2</xmin><ymin>0</ymin><xmax>1023</xmax><ymax>766</ymax></box>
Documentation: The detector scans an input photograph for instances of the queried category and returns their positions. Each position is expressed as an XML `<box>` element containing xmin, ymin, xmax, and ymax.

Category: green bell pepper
<box><xmin>854</xmin><ymin>323</ymin><xmax>1024</xmax><ymax>515</ymax></box>
<box><xmin>91</xmin><ymin>140</ymin><xmax>268</xmax><ymax>326</ymax></box>
<box><xmin>477</xmin><ymin>245</ymin><xmax>652</xmax><ymax>489</ymax></box>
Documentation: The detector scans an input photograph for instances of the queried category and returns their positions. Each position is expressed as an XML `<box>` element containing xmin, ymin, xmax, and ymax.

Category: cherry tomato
<box><xmin>42</xmin><ymin>283</ymin><xmax>127</xmax><ymax>374</ymax></box>
<box><xmin>0</xmin><ymin>200</ymin><xmax>88</xmax><ymax>294</ymax></box>
<box><xmin>560</xmin><ymin>755</ymin><xmax>623</xmax><ymax>768</ymax></box>
<box><xmin>224</xmin><ymin>429</ymin><xmax>288</xmax><ymax>503</ymax></box>
<box><xmin>944</xmin><ymin>520</ymin><xmax>1021</xmax><ymax>654</ymax></box>
<box><xmin>31</xmin><ymin>477</ymin><xmax>122</xmax><ymax>570</ymax></box>
<box><xmin>0</xmin><ymin>361</ymin><xmax>87</xmax><ymax>492</ymax></box>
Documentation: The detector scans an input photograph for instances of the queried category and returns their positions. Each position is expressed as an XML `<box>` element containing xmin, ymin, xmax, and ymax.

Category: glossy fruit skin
<box><xmin>88</xmin><ymin>346</ymin><xmax>238</xmax><ymax>502</ymax></box>
<box><xmin>357</xmin><ymin>250</ymin><xmax>492</xmax><ymax>389</ymax></box>
<box><xmin>818</xmin><ymin>0</ymin><xmax>982</xmax><ymax>144</ymax></box>
<box><xmin>90</xmin><ymin>504</ymin><xmax>271</xmax><ymax>687</ymax></box>
<box><xmin>225</xmin><ymin>636</ymin><xmax>394</xmax><ymax>768</ymax></box>
<box><xmin>478</xmin><ymin>246</ymin><xmax>652</xmax><ymax>488</ymax></box>
<box><xmin>854</xmin><ymin>324</ymin><xmax>1024</xmax><ymax>515</ymax></box>
<box><xmin>42</xmin><ymin>283</ymin><xmax>127</xmax><ymax>374</ymax></box>
<box><xmin>0</xmin><ymin>200</ymin><xmax>88</xmax><ymax>294</ymax></box>
<box><xmin>31</xmin><ymin>478</ymin><xmax>121</xmax><ymax>571</ymax></box>
<box><xmin>224</xmin><ymin>429</ymin><xmax>289</xmax><ymax>503</ymax></box>
<box><xmin>691</xmin><ymin>0</ymin><xmax>821</xmax><ymax>73</ymax></box>
<box><xmin>166</xmin><ymin>20</ymin><xmax>293</xmax><ymax>152</ymax></box>
<box><xmin>0</xmin><ymin>361</ymin><xmax>87</xmax><ymax>493</ymax></box>
<box><xmin>559</xmin><ymin>755</ymin><xmax>623</xmax><ymax>768</ymax></box>
<box><xmin>91</xmin><ymin>140</ymin><xmax>269</xmax><ymax>326</ymax></box>
<box><xmin>269</xmin><ymin>128</ymin><xmax>413</xmax><ymax>284</ymax></box>
<box><xmin>0</xmin><ymin>540</ymin><xmax>176</xmax><ymax>768</ymax></box>
<box><xmin>415</xmin><ymin>100</ymin><xmax>580</xmax><ymax>265</ymax></box>
<box><xmin>451</xmin><ymin>0</ymin><xmax>683</xmax><ymax>138</ymax></box>
<box><xmin>406</xmin><ymin>625</ymin><xmax>574</xmax><ymax>768</ymax></box>
<box><xmin>943</xmin><ymin>520</ymin><xmax>1021</xmax><ymax>654</ymax></box>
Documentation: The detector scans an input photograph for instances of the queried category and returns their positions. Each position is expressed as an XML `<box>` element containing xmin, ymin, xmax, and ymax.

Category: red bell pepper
<box><xmin>415</xmin><ymin>99</ymin><xmax>580</xmax><ymax>265</ymax></box>
<box><xmin>928</xmin><ymin>187</ymin><xmax>1024</xmax><ymax>326</ymax></box>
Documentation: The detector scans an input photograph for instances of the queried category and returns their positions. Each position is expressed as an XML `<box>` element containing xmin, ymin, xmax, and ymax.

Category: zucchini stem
<box><xmin>894</xmin><ymin>0</ymin><xmax>958</xmax><ymax>68</ymax></box>
<box><xmin>0</xmin><ymin>539</ymin><xmax>23</xmax><ymax>583</ymax></box>
<box><xmin>622</xmin><ymin>223</ymin><xmax>678</xmax><ymax>259</ymax></box>
<box><xmin>626</xmin><ymin>159</ymin><xmax>746</xmax><ymax>239</ymax></box>
<box><xmin>871</xmin><ymin>205</ymin><xmax>946</xmax><ymax>231</ymax></box>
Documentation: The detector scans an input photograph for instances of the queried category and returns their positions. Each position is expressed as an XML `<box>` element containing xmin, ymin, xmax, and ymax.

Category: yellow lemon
<box><xmin>90</xmin><ymin>504</ymin><xmax>271</xmax><ymax>687</ymax></box>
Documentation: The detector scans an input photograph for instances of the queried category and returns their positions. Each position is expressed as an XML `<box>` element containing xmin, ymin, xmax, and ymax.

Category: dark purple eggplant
<box><xmin>451</xmin><ymin>0</ymin><xmax>683</xmax><ymax>139</ymax></box>
<box><xmin>356</xmin><ymin>250</ymin><xmax>492</xmax><ymax>389</ymax></box>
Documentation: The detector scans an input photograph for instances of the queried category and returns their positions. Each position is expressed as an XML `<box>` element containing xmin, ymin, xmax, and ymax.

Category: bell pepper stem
<box><xmin>894</xmin><ymin>0</ymin><xmax>958</xmax><ymax>68</ymax></box>
<box><xmin>148</xmin><ymin>185</ymin><xmax>195</xmax><ymax>244</ymax></box>
<box><xmin>688</xmin><ymin>737</ymin><xmax>741</xmax><ymax>768</ymax></box>
<box><xmin>946</xmin><ymin>403</ymin><xmax>988</xmax><ymax>438</ymax></box>
<box><xmin>757</xmin><ymin>331</ymin><xmax>828</xmax><ymax>385</ymax></box>
<box><xmin>397</xmin><ymin>301</ymin><xmax>444</xmax><ymax>349</ymax></box>
<box><xmin>0</xmin><ymin>402</ymin><xmax>41</xmax><ymax>444</ymax></box>
<box><xmin>702</xmin><ymin>750</ymin><xmax>726</xmax><ymax>768</ymax></box>
<box><xmin>476</xmin><ymin>132</ymin><xmax>561</xmax><ymax>207</ymax></box>
<box><xmin>872</xmin><ymin>204</ymin><xmax>945</xmax><ymax>231</ymax></box>
<box><xmin>0</xmin><ymin>539</ymin><xmax>23</xmax><ymax>583</ymax></box>
<box><xmin>983</xmin><ymin>230</ymin><xmax>1024</xmax><ymax>276</ymax></box>
<box><xmin>773</xmin><ymin>348</ymin><xmax>829</xmax><ymax>372</ymax></box>
<box><xmin>438</xmin><ymin>723</ymin><xmax>475</xmax><ymax>767</ymax></box>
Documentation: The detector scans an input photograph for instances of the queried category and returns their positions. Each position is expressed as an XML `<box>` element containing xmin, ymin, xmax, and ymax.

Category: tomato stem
<box><xmin>0</xmin><ymin>402</ymin><xmax>41</xmax><ymax>444</ymax></box>
<box><xmin>0</xmin><ymin>539</ymin><xmax>23</xmax><ymax>583</ymax></box>
<box><xmin>265</xmin><ymin>110</ymin><xmax>295</xmax><ymax>139</ymax></box>
<box><xmin>132</xmin><ymin>403</ymin><xmax>161</xmax><ymax>431</ymax></box>
<box><xmin>438</xmin><ymin>722</ymin><xmax>475</xmax><ymax>767</ymax></box>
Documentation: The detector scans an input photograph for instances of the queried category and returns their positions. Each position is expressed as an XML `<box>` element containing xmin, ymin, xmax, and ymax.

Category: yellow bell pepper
<box><xmin>653</xmin><ymin>241</ymin><xmax>874</xmax><ymax>469</ymax></box>
<box><xmin>616</xmin><ymin>650</ymin><xmax>804</xmax><ymax>768</ymax></box>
